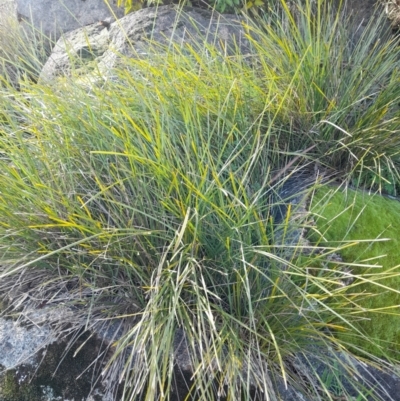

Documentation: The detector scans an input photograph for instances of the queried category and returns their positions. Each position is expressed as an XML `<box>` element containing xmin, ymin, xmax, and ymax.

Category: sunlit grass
<box><xmin>246</xmin><ymin>0</ymin><xmax>400</xmax><ymax>195</ymax></box>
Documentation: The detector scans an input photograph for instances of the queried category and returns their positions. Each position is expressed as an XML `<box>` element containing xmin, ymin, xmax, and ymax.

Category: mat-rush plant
<box><xmin>246</xmin><ymin>0</ymin><xmax>400</xmax><ymax>195</ymax></box>
<box><xmin>1</xmin><ymin>0</ymin><xmax>400</xmax><ymax>400</ymax></box>
<box><xmin>116</xmin><ymin>0</ymin><xmax>242</xmax><ymax>14</ymax></box>
<box><xmin>0</xmin><ymin>15</ymin><xmax>51</xmax><ymax>90</ymax></box>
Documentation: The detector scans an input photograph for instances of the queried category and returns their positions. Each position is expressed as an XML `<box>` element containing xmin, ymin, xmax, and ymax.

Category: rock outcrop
<box><xmin>38</xmin><ymin>0</ymin><xmax>397</xmax><ymax>84</ymax></box>
<box><xmin>39</xmin><ymin>5</ymin><xmax>253</xmax><ymax>83</ymax></box>
<box><xmin>15</xmin><ymin>0</ymin><xmax>125</xmax><ymax>41</ymax></box>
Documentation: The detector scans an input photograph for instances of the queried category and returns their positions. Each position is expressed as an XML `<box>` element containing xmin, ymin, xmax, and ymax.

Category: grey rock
<box><xmin>0</xmin><ymin>328</ymin><xmax>116</xmax><ymax>401</ymax></box>
<box><xmin>0</xmin><ymin>317</ymin><xmax>53</xmax><ymax>369</ymax></box>
<box><xmin>39</xmin><ymin>5</ymin><xmax>253</xmax><ymax>82</ymax></box>
<box><xmin>0</xmin><ymin>301</ymin><xmax>117</xmax><ymax>401</ymax></box>
<box><xmin>15</xmin><ymin>0</ymin><xmax>125</xmax><ymax>41</ymax></box>
<box><xmin>39</xmin><ymin>21</ymin><xmax>111</xmax><ymax>80</ymax></box>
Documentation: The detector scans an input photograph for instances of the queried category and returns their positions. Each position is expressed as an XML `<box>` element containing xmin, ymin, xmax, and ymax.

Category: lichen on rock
<box><xmin>0</xmin><ymin>326</ymin><xmax>117</xmax><ymax>401</ymax></box>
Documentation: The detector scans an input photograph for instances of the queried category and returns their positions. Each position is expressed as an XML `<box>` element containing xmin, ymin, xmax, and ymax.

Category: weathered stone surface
<box><xmin>0</xmin><ymin>327</ymin><xmax>115</xmax><ymax>401</ymax></box>
<box><xmin>16</xmin><ymin>0</ymin><xmax>125</xmax><ymax>41</ymax></box>
<box><xmin>0</xmin><ymin>299</ymin><xmax>120</xmax><ymax>401</ymax></box>
<box><xmin>39</xmin><ymin>5</ymin><xmax>253</xmax><ymax>82</ymax></box>
<box><xmin>38</xmin><ymin>0</ymin><xmax>397</xmax><ymax>84</ymax></box>
<box><xmin>0</xmin><ymin>317</ymin><xmax>53</xmax><ymax>369</ymax></box>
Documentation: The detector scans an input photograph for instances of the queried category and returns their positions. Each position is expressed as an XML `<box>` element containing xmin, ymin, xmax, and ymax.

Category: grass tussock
<box><xmin>0</xmin><ymin>1</ymin><xmax>400</xmax><ymax>400</ymax></box>
<box><xmin>0</xmin><ymin>16</ymin><xmax>51</xmax><ymax>90</ymax></box>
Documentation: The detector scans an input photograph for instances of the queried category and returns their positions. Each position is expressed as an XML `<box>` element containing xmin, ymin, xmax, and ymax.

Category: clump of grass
<box><xmin>1</xmin><ymin>1</ymin><xmax>400</xmax><ymax>400</ymax></box>
<box><xmin>0</xmin><ymin>16</ymin><xmax>51</xmax><ymax>90</ymax></box>
<box><xmin>247</xmin><ymin>0</ymin><xmax>400</xmax><ymax>195</ymax></box>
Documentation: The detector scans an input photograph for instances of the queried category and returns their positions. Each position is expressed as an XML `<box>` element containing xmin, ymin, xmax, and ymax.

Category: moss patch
<box><xmin>0</xmin><ymin>365</ymin><xmax>43</xmax><ymax>401</ymax></box>
<box><xmin>310</xmin><ymin>185</ymin><xmax>400</xmax><ymax>358</ymax></box>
